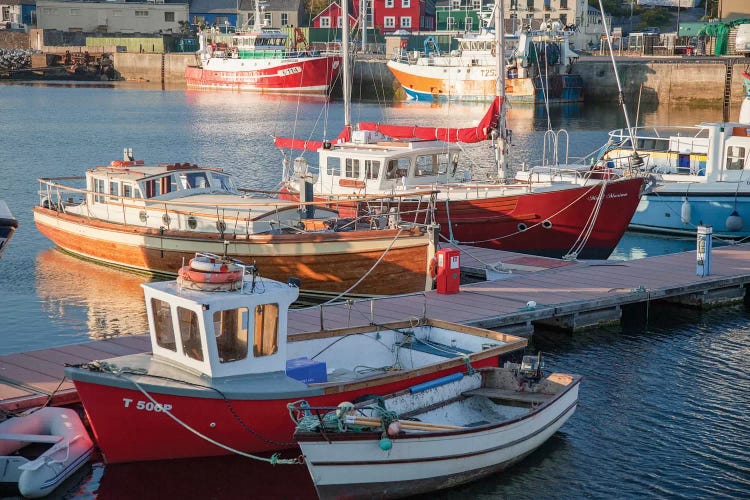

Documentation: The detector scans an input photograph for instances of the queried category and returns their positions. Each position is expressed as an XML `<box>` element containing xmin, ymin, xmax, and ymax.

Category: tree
<box><xmin>588</xmin><ymin>0</ymin><xmax>629</xmax><ymax>17</ymax></box>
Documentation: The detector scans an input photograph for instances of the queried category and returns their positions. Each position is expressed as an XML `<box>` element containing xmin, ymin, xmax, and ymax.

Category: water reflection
<box><xmin>34</xmin><ymin>248</ymin><xmax>149</xmax><ymax>340</ymax></box>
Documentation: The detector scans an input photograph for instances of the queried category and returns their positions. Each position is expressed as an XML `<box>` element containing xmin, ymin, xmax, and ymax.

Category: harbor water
<box><xmin>0</xmin><ymin>83</ymin><xmax>748</xmax><ymax>499</ymax></box>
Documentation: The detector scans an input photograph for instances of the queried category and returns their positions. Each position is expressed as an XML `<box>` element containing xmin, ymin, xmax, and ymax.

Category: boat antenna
<box><xmin>494</xmin><ymin>0</ymin><xmax>509</xmax><ymax>181</ymax></box>
<box><xmin>342</xmin><ymin>0</ymin><xmax>352</xmax><ymax>132</ymax></box>
<box><xmin>597</xmin><ymin>0</ymin><xmax>641</xmax><ymax>166</ymax></box>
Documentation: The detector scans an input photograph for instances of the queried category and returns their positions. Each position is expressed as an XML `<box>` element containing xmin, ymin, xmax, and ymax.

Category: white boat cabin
<box><xmin>606</xmin><ymin>122</ymin><xmax>750</xmax><ymax>185</ymax></box>
<box><xmin>288</xmin><ymin>131</ymin><xmax>464</xmax><ymax>196</ymax></box>
<box><xmin>41</xmin><ymin>150</ymin><xmax>338</xmax><ymax>235</ymax></box>
<box><xmin>145</xmin><ymin>274</ymin><xmax>299</xmax><ymax>379</ymax></box>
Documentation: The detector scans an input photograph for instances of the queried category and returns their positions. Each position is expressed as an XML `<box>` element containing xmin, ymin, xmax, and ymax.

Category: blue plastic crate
<box><xmin>286</xmin><ymin>357</ymin><xmax>327</xmax><ymax>384</ymax></box>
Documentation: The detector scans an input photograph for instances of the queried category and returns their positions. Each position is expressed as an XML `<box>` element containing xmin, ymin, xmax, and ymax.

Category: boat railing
<box><xmin>37</xmin><ymin>178</ymin><xmax>438</xmax><ymax>235</ymax></box>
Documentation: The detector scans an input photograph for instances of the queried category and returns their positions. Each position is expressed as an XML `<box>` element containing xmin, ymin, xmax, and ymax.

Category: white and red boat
<box><xmin>185</xmin><ymin>9</ymin><xmax>340</xmax><ymax>95</ymax></box>
<box><xmin>276</xmin><ymin>5</ymin><xmax>642</xmax><ymax>261</ymax></box>
<box><xmin>64</xmin><ymin>255</ymin><xmax>527</xmax><ymax>463</ymax></box>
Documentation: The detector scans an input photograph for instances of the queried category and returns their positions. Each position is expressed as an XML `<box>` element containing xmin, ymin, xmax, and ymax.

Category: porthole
<box><xmin>517</xmin><ymin>223</ymin><xmax>528</xmax><ymax>232</ymax></box>
<box><xmin>187</xmin><ymin>216</ymin><xmax>197</xmax><ymax>229</ymax></box>
<box><xmin>542</xmin><ymin>220</ymin><xmax>553</xmax><ymax>229</ymax></box>
<box><xmin>162</xmin><ymin>214</ymin><xmax>171</xmax><ymax>226</ymax></box>
<box><xmin>139</xmin><ymin>211</ymin><xmax>147</xmax><ymax>223</ymax></box>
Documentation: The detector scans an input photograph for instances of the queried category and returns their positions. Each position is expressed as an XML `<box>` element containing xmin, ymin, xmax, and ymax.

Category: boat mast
<box><xmin>597</xmin><ymin>0</ymin><xmax>639</xmax><ymax>162</ymax></box>
<box><xmin>494</xmin><ymin>0</ymin><xmax>508</xmax><ymax>181</ymax></box>
<box><xmin>253</xmin><ymin>0</ymin><xmax>263</xmax><ymax>30</ymax></box>
<box><xmin>342</xmin><ymin>0</ymin><xmax>352</xmax><ymax>130</ymax></box>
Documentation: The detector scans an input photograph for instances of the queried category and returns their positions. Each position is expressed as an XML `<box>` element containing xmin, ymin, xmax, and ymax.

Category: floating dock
<box><xmin>2</xmin><ymin>243</ymin><xmax>749</xmax><ymax>412</ymax></box>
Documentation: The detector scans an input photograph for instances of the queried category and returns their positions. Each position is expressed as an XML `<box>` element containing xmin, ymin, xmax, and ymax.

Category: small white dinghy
<box><xmin>0</xmin><ymin>407</ymin><xmax>95</xmax><ymax>498</ymax></box>
<box><xmin>292</xmin><ymin>355</ymin><xmax>581</xmax><ymax>500</ymax></box>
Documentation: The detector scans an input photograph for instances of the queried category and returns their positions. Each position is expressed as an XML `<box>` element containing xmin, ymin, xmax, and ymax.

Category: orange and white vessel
<box><xmin>33</xmin><ymin>148</ymin><xmax>438</xmax><ymax>297</ymax></box>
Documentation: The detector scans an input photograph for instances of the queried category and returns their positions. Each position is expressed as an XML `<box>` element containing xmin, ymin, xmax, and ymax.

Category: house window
<box><xmin>450</xmin><ymin>0</ymin><xmax>460</xmax><ymax>7</ymax></box>
<box><xmin>472</xmin><ymin>0</ymin><xmax>481</xmax><ymax>8</ymax></box>
<box><xmin>560</xmin><ymin>0</ymin><xmax>567</xmax><ymax>8</ymax></box>
<box><xmin>385</xmin><ymin>0</ymin><xmax>394</xmax><ymax>7</ymax></box>
<box><xmin>216</xmin><ymin>16</ymin><xmax>228</xmax><ymax>25</ymax></box>
<box><xmin>1</xmin><ymin>7</ymin><xmax>8</xmax><ymax>21</ymax></box>
<box><xmin>560</xmin><ymin>13</ymin><xmax>567</xmax><ymax>24</ymax></box>
<box><xmin>320</xmin><ymin>16</ymin><xmax>330</xmax><ymax>28</ymax></box>
<box><xmin>253</xmin><ymin>304</ymin><xmax>279</xmax><ymax>357</ymax></box>
<box><xmin>337</xmin><ymin>16</ymin><xmax>343</xmax><ymax>28</ymax></box>
<box><xmin>135</xmin><ymin>10</ymin><xmax>149</xmax><ymax>17</ymax></box>
<box><xmin>510</xmin><ymin>0</ymin><xmax>518</xmax><ymax>9</ymax></box>
<box><xmin>402</xmin><ymin>0</ymin><xmax>410</xmax><ymax>7</ymax></box>
<box><xmin>526</xmin><ymin>0</ymin><xmax>534</xmax><ymax>10</ymax></box>
<box><xmin>465</xmin><ymin>17</ymin><xmax>473</xmax><ymax>31</ymax></box>
<box><xmin>264</xmin><ymin>12</ymin><xmax>271</xmax><ymax>25</ymax></box>
<box><xmin>213</xmin><ymin>308</ymin><xmax>249</xmax><ymax>363</ymax></box>
<box><xmin>384</xmin><ymin>16</ymin><xmax>395</xmax><ymax>28</ymax></box>
<box><xmin>70</xmin><ymin>8</ymin><xmax>80</xmax><ymax>16</ymax></box>
<box><xmin>165</xmin><ymin>12</ymin><xmax>175</xmax><ymax>22</ymax></box>
<box><xmin>446</xmin><ymin>16</ymin><xmax>455</xmax><ymax>30</ymax></box>
<box><xmin>281</xmin><ymin>13</ymin><xmax>288</xmax><ymax>26</ymax></box>
<box><xmin>544</xmin><ymin>0</ymin><xmax>551</xmax><ymax>11</ymax></box>
<box><xmin>400</xmin><ymin>16</ymin><xmax>411</xmax><ymax>28</ymax></box>
<box><xmin>177</xmin><ymin>307</ymin><xmax>203</xmax><ymax>362</ymax></box>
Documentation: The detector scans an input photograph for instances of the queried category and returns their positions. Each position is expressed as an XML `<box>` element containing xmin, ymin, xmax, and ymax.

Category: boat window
<box><xmin>213</xmin><ymin>308</ymin><xmax>249</xmax><ymax>363</ymax></box>
<box><xmin>185</xmin><ymin>172</ymin><xmax>210</xmax><ymax>189</ymax></box>
<box><xmin>211</xmin><ymin>172</ymin><xmax>236</xmax><ymax>192</ymax></box>
<box><xmin>725</xmin><ymin>146</ymin><xmax>746</xmax><ymax>170</ymax></box>
<box><xmin>364</xmin><ymin>160</ymin><xmax>380</xmax><ymax>179</ymax></box>
<box><xmin>109</xmin><ymin>181</ymin><xmax>119</xmax><ymax>201</ymax></box>
<box><xmin>151</xmin><ymin>298</ymin><xmax>176</xmax><ymax>352</ymax></box>
<box><xmin>253</xmin><ymin>304</ymin><xmax>279</xmax><ymax>357</ymax></box>
<box><xmin>177</xmin><ymin>306</ymin><xmax>204</xmax><ymax>362</ymax></box>
<box><xmin>386</xmin><ymin>158</ymin><xmax>410</xmax><ymax>179</ymax></box>
<box><xmin>415</xmin><ymin>153</ymin><xmax>449</xmax><ymax>176</ymax></box>
<box><xmin>123</xmin><ymin>183</ymin><xmax>133</xmax><ymax>199</ymax></box>
<box><xmin>143</xmin><ymin>179</ymin><xmax>160</xmax><ymax>198</ymax></box>
<box><xmin>93</xmin><ymin>178</ymin><xmax>106</xmax><ymax>203</ymax></box>
<box><xmin>327</xmin><ymin>156</ymin><xmax>340</xmax><ymax>175</ymax></box>
<box><xmin>345</xmin><ymin>158</ymin><xmax>361</xmax><ymax>178</ymax></box>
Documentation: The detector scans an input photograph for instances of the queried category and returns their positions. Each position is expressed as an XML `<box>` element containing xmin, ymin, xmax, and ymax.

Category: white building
<box><xmin>36</xmin><ymin>0</ymin><xmax>189</xmax><ymax>34</ymax></box>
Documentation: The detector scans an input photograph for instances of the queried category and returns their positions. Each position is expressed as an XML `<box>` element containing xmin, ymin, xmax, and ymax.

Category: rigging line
<box><xmin>564</xmin><ymin>179</ymin><xmax>608</xmax><ymax>259</ymax></box>
<box><xmin>322</xmin><ymin>227</ymin><xmax>405</xmax><ymax>305</ymax></box>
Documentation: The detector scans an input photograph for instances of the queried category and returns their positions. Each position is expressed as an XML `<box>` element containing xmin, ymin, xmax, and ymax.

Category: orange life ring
<box><xmin>178</xmin><ymin>265</ymin><xmax>243</xmax><ymax>284</ymax></box>
<box><xmin>110</xmin><ymin>160</ymin><xmax>124</xmax><ymax>167</ymax></box>
<box><xmin>429</xmin><ymin>256</ymin><xmax>439</xmax><ymax>280</ymax></box>
<box><xmin>189</xmin><ymin>256</ymin><xmax>239</xmax><ymax>273</ymax></box>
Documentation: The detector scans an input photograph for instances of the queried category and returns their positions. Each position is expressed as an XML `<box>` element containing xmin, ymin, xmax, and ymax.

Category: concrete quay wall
<box><xmin>577</xmin><ymin>58</ymin><xmax>748</xmax><ymax>105</ymax></box>
<box><xmin>109</xmin><ymin>53</ymin><xmax>748</xmax><ymax>104</ymax></box>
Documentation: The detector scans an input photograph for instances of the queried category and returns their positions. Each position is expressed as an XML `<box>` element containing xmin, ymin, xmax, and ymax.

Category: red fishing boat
<box><xmin>275</xmin><ymin>8</ymin><xmax>643</xmax><ymax>260</ymax></box>
<box><xmin>65</xmin><ymin>254</ymin><xmax>527</xmax><ymax>463</ymax></box>
<box><xmin>185</xmin><ymin>5</ymin><xmax>340</xmax><ymax>94</ymax></box>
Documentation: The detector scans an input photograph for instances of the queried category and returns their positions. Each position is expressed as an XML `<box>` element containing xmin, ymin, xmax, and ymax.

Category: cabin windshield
<box><xmin>254</xmin><ymin>304</ymin><xmax>279</xmax><ymax>357</ymax></box>
<box><xmin>178</xmin><ymin>307</ymin><xmax>204</xmax><ymax>361</ymax></box>
<box><xmin>725</xmin><ymin>145</ymin><xmax>747</xmax><ymax>171</ymax></box>
<box><xmin>213</xmin><ymin>308</ymin><xmax>250</xmax><ymax>363</ymax></box>
<box><xmin>415</xmin><ymin>153</ymin><xmax>450</xmax><ymax>177</ymax></box>
<box><xmin>386</xmin><ymin>158</ymin><xmax>410</xmax><ymax>179</ymax></box>
<box><xmin>152</xmin><ymin>298</ymin><xmax>177</xmax><ymax>352</ymax></box>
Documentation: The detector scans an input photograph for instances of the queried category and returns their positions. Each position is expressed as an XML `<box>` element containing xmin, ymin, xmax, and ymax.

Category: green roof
<box><xmin>678</xmin><ymin>22</ymin><xmax>707</xmax><ymax>36</ymax></box>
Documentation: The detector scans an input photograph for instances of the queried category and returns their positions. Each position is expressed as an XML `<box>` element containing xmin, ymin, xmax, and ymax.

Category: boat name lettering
<box><xmin>588</xmin><ymin>193</ymin><xmax>628</xmax><ymax>201</ymax></box>
<box><xmin>480</xmin><ymin>69</ymin><xmax>497</xmax><ymax>77</ymax></box>
<box><xmin>278</xmin><ymin>67</ymin><xmax>302</xmax><ymax>76</ymax></box>
<box><xmin>122</xmin><ymin>398</ymin><xmax>173</xmax><ymax>412</ymax></box>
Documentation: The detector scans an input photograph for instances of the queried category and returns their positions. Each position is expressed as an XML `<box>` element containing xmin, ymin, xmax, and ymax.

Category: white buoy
<box><xmin>526</xmin><ymin>300</ymin><xmax>537</xmax><ymax>310</ymax></box>
<box><xmin>680</xmin><ymin>198</ymin><xmax>691</xmax><ymax>225</ymax></box>
<box><xmin>726</xmin><ymin>210</ymin><xmax>743</xmax><ymax>232</ymax></box>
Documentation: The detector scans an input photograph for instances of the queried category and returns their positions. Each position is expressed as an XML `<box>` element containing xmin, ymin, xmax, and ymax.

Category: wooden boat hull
<box><xmin>33</xmin><ymin>206</ymin><xmax>431</xmax><ymax>296</ymax></box>
<box><xmin>297</xmin><ymin>375</ymin><xmax>581</xmax><ymax>500</ymax></box>
<box><xmin>284</xmin><ymin>177</ymin><xmax>644</xmax><ymax>260</ymax></box>
<box><xmin>185</xmin><ymin>55</ymin><xmax>341</xmax><ymax>94</ymax></box>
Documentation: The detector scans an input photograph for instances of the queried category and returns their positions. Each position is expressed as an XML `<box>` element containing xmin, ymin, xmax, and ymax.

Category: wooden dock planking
<box><xmin>4</xmin><ymin>243</ymin><xmax>750</xmax><ymax>412</ymax></box>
